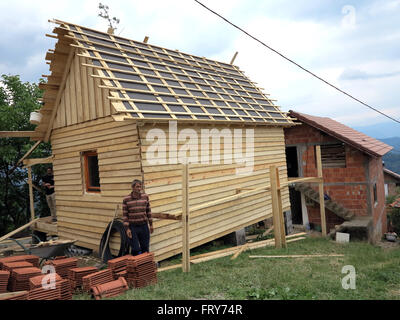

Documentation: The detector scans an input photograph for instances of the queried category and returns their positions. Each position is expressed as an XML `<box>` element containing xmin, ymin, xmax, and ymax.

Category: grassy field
<box><xmin>74</xmin><ymin>236</ymin><xmax>400</xmax><ymax>300</ymax></box>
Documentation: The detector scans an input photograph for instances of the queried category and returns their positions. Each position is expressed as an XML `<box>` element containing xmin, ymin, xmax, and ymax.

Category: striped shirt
<box><xmin>122</xmin><ymin>192</ymin><xmax>152</xmax><ymax>230</ymax></box>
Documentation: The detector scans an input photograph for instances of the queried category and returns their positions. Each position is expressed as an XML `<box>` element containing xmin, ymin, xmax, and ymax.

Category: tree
<box><xmin>0</xmin><ymin>74</ymin><xmax>52</xmax><ymax>235</ymax></box>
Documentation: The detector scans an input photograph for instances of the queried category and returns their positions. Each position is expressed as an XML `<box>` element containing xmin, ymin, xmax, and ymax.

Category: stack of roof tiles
<box><xmin>0</xmin><ymin>290</ymin><xmax>29</xmax><ymax>300</ymax></box>
<box><xmin>126</xmin><ymin>253</ymin><xmax>157</xmax><ymax>288</ymax></box>
<box><xmin>68</xmin><ymin>266</ymin><xmax>98</xmax><ymax>290</ymax></box>
<box><xmin>43</xmin><ymin>257</ymin><xmax>78</xmax><ymax>278</ymax></box>
<box><xmin>90</xmin><ymin>277</ymin><xmax>129</xmax><ymax>300</ymax></box>
<box><xmin>0</xmin><ymin>271</ymin><xmax>10</xmax><ymax>293</ymax></box>
<box><xmin>29</xmin><ymin>273</ymin><xmax>63</xmax><ymax>290</ymax></box>
<box><xmin>9</xmin><ymin>267</ymin><xmax>42</xmax><ymax>291</ymax></box>
<box><xmin>27</xmin><ymin>285</ymin><xmax>61</xmax><ymax>300</ymax></box>
<box><xmin>82</xmin><ymin>269</ymin><xmax>114</xmax><ymax>292</ymax></box>
<box><xmin>108</xmin><ymin>255</ymin><xmax>132</xmax><ymax>280</ymax></box>
<box><xmin>0</xmin><ymin>255</ymin><xmax>39</xmax><ymax>269</ymax></box>
<box><xmin>28</xmin><ymin>277</ymin><xmax>72</xmax><ymax>300</ymax></box>
<box><xmin>2</xmin><ymin>261</ymin><xmax>33</xmax><ymax>272</ymax></box>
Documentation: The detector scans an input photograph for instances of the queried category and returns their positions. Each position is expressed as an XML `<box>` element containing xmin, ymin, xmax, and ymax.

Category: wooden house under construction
<box><xmin>28</xmin><ymin>19</ymin><xmax>296</xmax><ymax>261</ymax></box>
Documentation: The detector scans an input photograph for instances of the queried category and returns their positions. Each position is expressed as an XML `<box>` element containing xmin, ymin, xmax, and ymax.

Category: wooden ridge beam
<box><xmin>0</xmin><ymin>131</ymin><xmax>38</xmax><ymax>138</ymax></box>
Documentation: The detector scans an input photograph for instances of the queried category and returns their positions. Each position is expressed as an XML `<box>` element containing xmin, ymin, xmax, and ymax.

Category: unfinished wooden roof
<box><xmin>35</xmin><ymin>19</ymin><xmax>295</xmax><ymax>141</ymax></box>
<box><xmin>289</xmin><ymin>110</ymin><xmax>393</xmax><ymax>157</ymax></box>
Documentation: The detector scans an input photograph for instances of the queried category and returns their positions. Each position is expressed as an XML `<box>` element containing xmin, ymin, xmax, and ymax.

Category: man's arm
<box><xmin>122</xmin><ymin>198</ymin><xmax>129</xmax><ymax>230</ymax></box>
<box><xmin>146</xmin><ymin>195</ymin><xmax>153</xmax><ymax>233</ymax></box>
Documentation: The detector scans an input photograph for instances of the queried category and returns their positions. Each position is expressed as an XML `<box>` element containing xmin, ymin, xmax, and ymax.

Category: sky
<box><xmin>0</xmin><ymin>0</ymin><xmax>399</xmax><ymax>138</ymax></box>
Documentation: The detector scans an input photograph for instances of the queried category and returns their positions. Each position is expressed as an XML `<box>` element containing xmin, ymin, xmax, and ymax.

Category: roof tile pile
<box><xmin>2</xmin><ymin>261</ymin><xmax>33</xmax><ymax>272</ymax></box>
<box><xmin>82</xmin><ymin>269</ymin><xmax>114</xmax><ymax>292</ymax></box>
<box><xmin>0</xmin><ymin>255</ymin><xmax>39</xmax><ymax>269</ymax></box>
<box><xmin>27</xmin><ymin>285</ymin><xmax>61</xmax><ymax>300</ymax></box>
<box><xmin>108</xmin><ymin>255</ymin><xmax>131</xmax><ymax>279</ymax></box>
<box><xmin>9</xmin><ymin>267</ymin><xmax>42</xmax><ymax>291</ymax></box>
<box><xmin>90</xmin><ymin>277</ymin><xmax>129</xmax><ymax>300</ymax></box>
<box><xmin>29</xmin><ymin>273</ymin><xmax>63</xmax><ymax>290</ymax></box>
<box><xmin>68</xmin><ymin>266</ymin><xmax>98</xmax><ymax>290</ymax></box>
<box><xmin>126</xmin><ymin>253</ymin><xmax>157</xmax><ymax>288</ymax></box>
<box><xmin>43</xmin><ymin>257</ymin><xmax>78</xmax><ymax>278</ymax></box>
<box><xmin>0</xmin><ymin>271</ymin><xmax>10</xmax><ymax>294</ymax></box>
<box><xmin>0</xmin><ymin>290</ymin><xmax>29</xmax><ymax>300</ymax></box>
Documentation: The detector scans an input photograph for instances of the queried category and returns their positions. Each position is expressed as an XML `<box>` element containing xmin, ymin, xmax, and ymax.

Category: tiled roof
<box><xmin>289</xmin><ymin>110</ymin><xmax>393</xmax><ymax>157</ymax></box>
<box><xmin>50</xmin><ymin>19</ymin><xmax>294</xmax><ymax>125</ymax></box>
<box><xmin>384</xmin><ymin>168</ymin><xmax>400</xmax><ymax>180</ymax></box>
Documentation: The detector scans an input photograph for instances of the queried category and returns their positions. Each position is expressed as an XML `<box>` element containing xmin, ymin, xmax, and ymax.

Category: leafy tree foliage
<box><xmin>0</xmin><ymin>74</ymin><xmax>52</xmax><ymax>235</ymax></box>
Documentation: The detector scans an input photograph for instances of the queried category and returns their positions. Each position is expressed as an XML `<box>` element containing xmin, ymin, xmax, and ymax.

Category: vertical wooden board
<box><xmin>86</xmin><ymin>62</ymin><xmax>97</xmax><ymax>120</ymax></box>
<box><xmin>269</xmin><ymin>165</ymin><xmax>282</xmax><ymax>249</ymax></box>
<box><xmin>69</xmin><ymin>62</ymin><xmax>78</xmax><ymax>124</ymax></box>
<box><xmin>74</xmin><ymin>55</ymin><xmax>84</xmax><ymax>123</ymax></box>
<box><xmin>94</xmin><ymin>76</ymin><xmax>104</xmax><ymax>118</ymax></box>
<box><xmin>80</xmin><ymin>56</ymin><xmax>90</xmax><ymax>122</ymax></box>
<box><xmin>102</xmin><ymin>87</ymin><xmax>111</xmax><ymax>116</ymax></box>
<box><xmin>28</xmin><ymin>167</ymin><xmax>35</xmax><ymax>221</ymax></box>
<box><xmin>65</xmin><ymin>76</ymin><xmax>72</xmax><ymax>126</ymax></box>
<box><xmin>59</xmin><ymin>94</ymin><xmax>66</xmax><ymax>128</ymax></box>
<box><xmin>182</xmin><ymin>164</ymin><xmax>190</xmax><ymax>272</ymax></box>
<box><xmin>316</xmin><ymin>145</ymin><xmax>327</xmax><ymax>236</ymax></box>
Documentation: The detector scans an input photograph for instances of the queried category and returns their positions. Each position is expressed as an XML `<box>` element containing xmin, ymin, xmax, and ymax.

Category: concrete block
<box><xmin>222</xmin><ymin>228</ymin><xmax>246</xmax><ymax>246</ymax></box>
<box><xmin>336</xmin><ymin>232</ymin><xmax>350</xmax><ymax>243</ymax></box>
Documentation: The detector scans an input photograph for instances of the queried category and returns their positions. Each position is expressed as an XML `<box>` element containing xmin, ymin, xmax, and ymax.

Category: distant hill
<box><xmin>380</xmin><ymin>137</ymin><xmax>400</xmax><ymax>153</ymax></box>
<box><xmin>354</xmin><ymin>122</ymin><xmax>400</xmax><ymax>139</ymax></box>
<box><xmin>380</xmin><ymin>137</ymin><xmax>400</xmax><ymax>174</ymax></box>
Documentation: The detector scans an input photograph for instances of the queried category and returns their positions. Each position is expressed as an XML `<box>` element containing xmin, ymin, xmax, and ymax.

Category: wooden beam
<box><xmin>249</xmin><ymin>254</ymin><xmax>344</xmax><ymax>259</ymax></box>
<box><xmin>8</xmin><ymin>140</ymin><xmax>42</xmax><ymax>175</ymax></box>
<box><xmin>143</xmin><ymin>36</ymin><xmax>149</xmax><ymax>43</ymax></box>
<box><xmin>230</xmin><ymin>51</ymin><xmax>238</xmax><ymax>64</ymax></box>
<box><xmin>0</xmin><ymin>131</ymin><xmax>38</xmax><ymax>138</ymax></box>
<box><xmin>182</xmin><ymin>164</ymin><xmax>190</xmax><ymax>272</ymax></box>
<box><xmin>287</xmin><ymin>177</ymin><xmax>322</xmax><ymax>184</ymax></box>
<box><xmin>316</xmin><ymin>145</ymin><xmax>327</xmax><ymax>236</ymax></box>
<box><xmin>23</xmin><ymin>156</ymin><xmax>53</xmax><ymax>167</ymax></box>
<box><xmin>28</xmin><ymin>167</ymin><xmax>35</xmax><ymax>221</ymax></box>
<box><xmin>152</xmin><ymin>212</ymin><xmax>182</xmax><ymax>220</ymax></box>
<box><xmin>0</xmin><ymin>218</ymin><xmax>40</xmax><ymax>243</ymax></box>
<box><xmin>269</xmin><ymin>165</ymin><xmax>283</xmax><ymax>249</ymax></box>
<box><xmin>44</xmin><ymin>47</ymin><xmax>76</xmax><ymax>142</ymax></box>
<box><xmin>276</xmin><ymin>166</ymin><xmax>287</xmax><ymax>248</ymax></box>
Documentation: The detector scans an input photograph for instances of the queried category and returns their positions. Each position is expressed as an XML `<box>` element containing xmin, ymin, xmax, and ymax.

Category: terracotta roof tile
<box><xmin>289</xmin><ymin>111</ymin><xmax>393</xmax><ymax>157</ymax></box>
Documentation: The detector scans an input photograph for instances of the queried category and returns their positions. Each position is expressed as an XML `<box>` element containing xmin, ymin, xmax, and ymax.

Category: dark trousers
<box><xmin>129</xmin><ymin>223</ymin><xmax>150</xmax><ymax>256</ymax></box>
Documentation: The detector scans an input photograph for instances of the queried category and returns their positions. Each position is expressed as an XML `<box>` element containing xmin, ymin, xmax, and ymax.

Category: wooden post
<box><xmin>269</xmin><ymin>165</ymin><xmax>283</xmax><ymax>249</ymax></box>
<box><xmin>28</xmin><ymin>167</ymin><xmax>35</xmax><ymax>221</ymax></box>
<box><xmin>276</xmin><ymin>167</ymin><xmax>287</xmax><ymax>248</ymax></box>
<box><xmin>316</xmin><ymin>145</ymin><xmax>327</xmax><ymax>236</ymax></box>
<box><xmin>182</xmin><ymin>164</ymin><xmax>190</xmax><ymax>272</ymax></box>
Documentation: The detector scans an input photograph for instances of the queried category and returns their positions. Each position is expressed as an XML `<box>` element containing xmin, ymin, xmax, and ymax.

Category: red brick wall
<box><xmin>285</xmin><ymin>123</ymin><xmax>386</xmax><ymax>237</ymax></box>
<box><xmin>369</xmin><ymin>157</ymin><xmax>387</xmax><ymax>239</ymax></box>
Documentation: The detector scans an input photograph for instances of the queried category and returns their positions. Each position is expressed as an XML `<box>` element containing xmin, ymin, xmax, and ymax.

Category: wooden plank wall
<box><xmin>139</xmin><ymin>123</ymin><xmax>290</xmax><ymax>261</ymax></box>
<box><xmin>53</xmin><ymin>54</ymin><xmax>112</xmax><ymax>129</ymax></box>
<box><xmin>51</xmin><ymin>117</ymin><xmax>141</xmax><ymax>254</ymax></box>
<box><xmin>51</xmin><ymin>117</ymin><xmax>290</xmax><ymax>261</ymax></box>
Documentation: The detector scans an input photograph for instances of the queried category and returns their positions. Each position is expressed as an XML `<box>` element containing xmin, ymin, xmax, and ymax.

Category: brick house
<box><xmin>284</xmin><ymin>111</ymin><xmax>393</xmax><ymax>242</ymax></box>
<box><xmin>383</xmin><ymin>168</ymin><xmax>400</xmax><ymax>197</ymax></box>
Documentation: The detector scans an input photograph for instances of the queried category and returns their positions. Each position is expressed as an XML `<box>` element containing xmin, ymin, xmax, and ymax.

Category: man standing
<box><xmin>42</xmin><ymin>167</ymin><xmax>57</xmax><ymax>222</ymax></box>
<box><xmin>122</xmin><ymin>179</ymin><xmax>153</xmax><ymax>255</ymax></box>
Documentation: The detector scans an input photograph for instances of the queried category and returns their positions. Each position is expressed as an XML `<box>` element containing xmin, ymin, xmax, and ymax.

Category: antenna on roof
<box><xmin>98</xmin><ymin>2</ymin><xmax>120</xmax><ymax>34</ymax></box>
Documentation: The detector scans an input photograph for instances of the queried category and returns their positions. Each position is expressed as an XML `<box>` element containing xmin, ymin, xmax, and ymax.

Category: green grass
<box><xmin>73</xmin><ymin>237</ymin><xmax>400</xmax><ymax>300</ymax></box>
